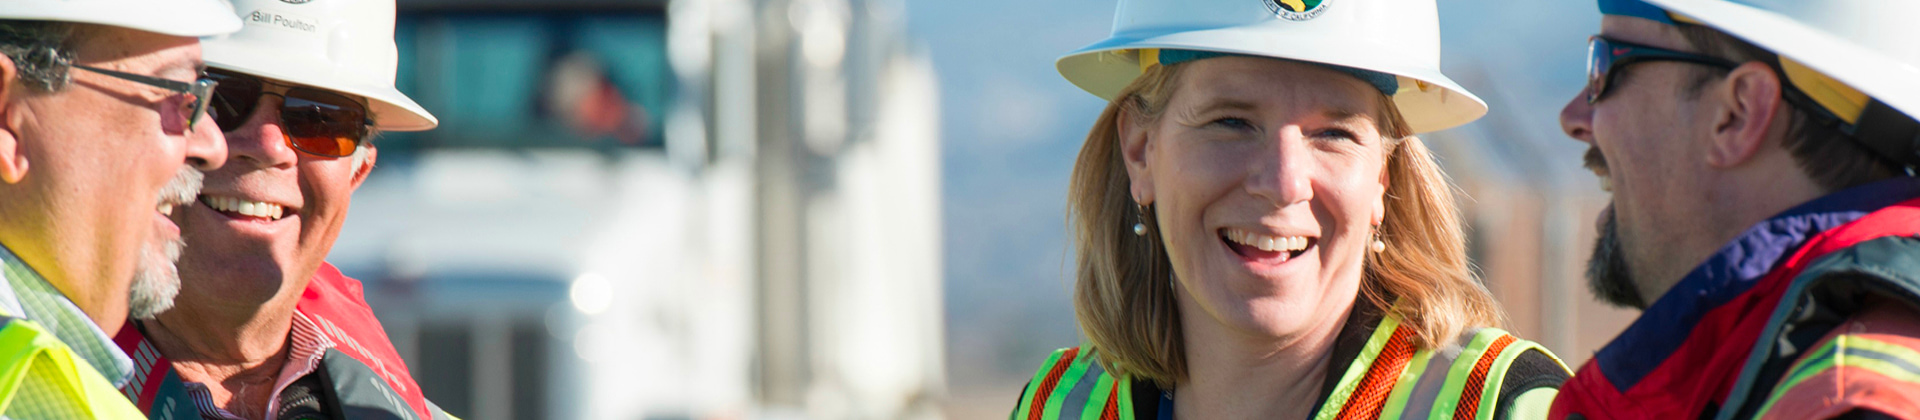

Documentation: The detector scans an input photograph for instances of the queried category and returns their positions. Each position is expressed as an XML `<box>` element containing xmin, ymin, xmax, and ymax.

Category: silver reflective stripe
<box><xmin>1060</xmin><ymin>360</ymin><xmax>1108</xmax><ymax>420</ymax></box>
<box><xmin>1398</xmin><ymin>328</ymin><xmax>1484</xmax><ymax>419</ymax></box>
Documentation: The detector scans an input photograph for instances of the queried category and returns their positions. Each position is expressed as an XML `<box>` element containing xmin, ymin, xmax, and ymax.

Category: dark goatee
<box><xmin>1587</xmin><ymin>212</ymin><xmax>1645</xmax><ymax>309</ymax></box>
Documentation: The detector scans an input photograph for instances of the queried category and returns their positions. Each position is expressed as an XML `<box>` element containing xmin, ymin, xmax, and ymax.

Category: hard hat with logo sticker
<box><xmin>0</xmin><ymin>0</ymin><xmax>241</xmax><ymax>37</ymax></box>
<box><xmin>1602</xmin><ymin>0</ymin><xmax>1920</xmax><ymax>168</ymax></box>
<box><xmin>203</xmin><ymin>0</ymin><xmax>437</xmax><ymax>131</ymax></box>
<box><xmin>1057</xmin><ymin>0</ymin><xmax>1487</xmax><ymax>134</ymax></box>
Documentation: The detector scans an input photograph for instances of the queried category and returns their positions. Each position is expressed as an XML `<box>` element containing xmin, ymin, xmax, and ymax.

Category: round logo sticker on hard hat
<box><xmin>1264</xmin><ymin>0</ymin><xmax>1329</xmax><ymax>21</ymax></box>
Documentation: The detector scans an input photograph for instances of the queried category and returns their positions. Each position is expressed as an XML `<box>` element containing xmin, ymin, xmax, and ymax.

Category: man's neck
<box><xmin>0</xmin><ymin>226</ymin><xmax>112</xmax><ymax>327</ymax></box>
<box><xmin>1641</xmin><ymin>157</ymin><xmax>1827</xmax><ymax>300</ymax></box>
<box><xmin>142</xmin><ymin>291</ymin><xmax>301</xmax><ymax>419</ymax></box>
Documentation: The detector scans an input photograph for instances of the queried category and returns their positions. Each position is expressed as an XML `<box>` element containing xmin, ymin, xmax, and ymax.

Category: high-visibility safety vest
<box><xmin>1014</xmin><ymin>314</ymin><xmax>1566</xmax><ymax>420</ymax></box>
<box><xmin>0</xmin><ymin>314</ymin><xmax>146</xmax><ymax>418</ymax></box>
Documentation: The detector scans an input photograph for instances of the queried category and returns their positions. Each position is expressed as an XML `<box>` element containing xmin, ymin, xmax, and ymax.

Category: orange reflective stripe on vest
<box><xmin>1024</xmin><ymin>347</ymin><xmax>1080</xmax><ymax>420</ymax></box>
<box><xmin>1334</xmin><ymin>324</ymin><xmax>1418</xmax><ymax>420</ymax></box>
<box><xmin>1452</xmin><ymin>334</ymin><xmax>1518</xmax><ymax>420</ymax></box>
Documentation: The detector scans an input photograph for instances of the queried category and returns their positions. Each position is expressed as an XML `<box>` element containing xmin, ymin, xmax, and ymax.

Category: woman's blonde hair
<box><xmin>1069</xmin><ymin>61</ymin><xmax>1504</xmax><ymax>388</ymax></box>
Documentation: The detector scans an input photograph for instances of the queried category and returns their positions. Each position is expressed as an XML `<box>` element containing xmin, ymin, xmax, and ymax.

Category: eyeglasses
<box><xmin>206</xmin><ymin>68</ymin><xmax>372</xmax><ymax>158</ymax></box>
<box><xmin>1585</xmin><ymin>36</ymin><xmax>1739</xmax><ymax>104</ymax></box>
<box><xmin>70</xmin><ymin>64</ymin><xmax>218</xmax><ymax>130</ymax></box>
<box><xmin>1585</xmin><ymin>35</ymin><xmax>1853</xmax><ymax>131</ymax></box>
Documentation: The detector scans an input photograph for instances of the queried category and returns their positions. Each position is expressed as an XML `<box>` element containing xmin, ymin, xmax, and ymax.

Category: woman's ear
<box><xmin>1120</xmin><ymin>105</ymin><xmax>1156</xmax><ymax>205</ymax></box>
<box><xmin>1372</xmin><ymin>137</ymin><xmax>1402</xmax><ymax>227</ymax></box>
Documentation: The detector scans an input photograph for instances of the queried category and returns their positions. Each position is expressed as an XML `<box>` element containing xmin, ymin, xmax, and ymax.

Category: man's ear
<box><xmin>348</xmin><ymin>145</ymin><xmax>377</xmax><ymax>190</ymax></box>
<box><xmin>0</xmin><ymin>56</ymin><xmax>27</xmax><ymax>185</ymax></box>
<box><xmin>1705</xmin><ymin>62</ymin><xmax>1785</xmax><ymax>168</ymax></box>
<box><xmin>1119</xmin><ymin>106</ymin><xmax>1155</xmax><ymax>206</ymax></box>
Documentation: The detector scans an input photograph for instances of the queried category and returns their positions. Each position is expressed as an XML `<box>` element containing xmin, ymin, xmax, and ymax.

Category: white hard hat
<box><xmin>203</xmin><ymin>0</ymin><xmax>437</xmax><ymax>131</ymax></box>
<box><xmin>1058</xmin><ymin>0</ymin><xmax>1488</xmax><ymax>134</ymax></box>
<box><xmin>0</xmin><ymin>0</ymin><xmax>241</xmax><ymax>37</ymax></box>
<box><xmin>1624</xmin><ymin>0</ymin><xmax>1920</xmax><ymax>165</ymax></box>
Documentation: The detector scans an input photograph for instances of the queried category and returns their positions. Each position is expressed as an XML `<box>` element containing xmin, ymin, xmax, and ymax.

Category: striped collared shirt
<box><xmin>0</xmin><ymin>243</ymin><xmax>137</xmax><ymax>418</ymax></box>
<box><xmin>181</xmin><ymin>310</ymin><xmax>337</xmax><ymax>420</ymax></box>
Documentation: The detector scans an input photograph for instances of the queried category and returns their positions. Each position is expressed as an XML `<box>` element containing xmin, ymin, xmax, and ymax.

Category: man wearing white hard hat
<box><xmin>0</xmin><ymin>0</ymin><xmax>239</xmax><ymax>417</ymax></box>
<box><xmin>1015</xmin><ymin>0</ymin><xmax>1569</xmax><ymax>418</ymax></box>
<box><xmin>106</xmin><ymin>0</ymin><xmax>453</xmax><ymax>419</ymax></box>
<box><xmin>1552</xmin><ymin>0</ymin><xmax>1920</xmax><ymax>419</ymax></box>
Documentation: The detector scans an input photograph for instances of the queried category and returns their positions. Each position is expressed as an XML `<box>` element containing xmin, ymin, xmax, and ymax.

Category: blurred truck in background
<box><xmin>326</xmin><ymin>0</ymin><xmax>946</xmax><ymax>418</ymax></box>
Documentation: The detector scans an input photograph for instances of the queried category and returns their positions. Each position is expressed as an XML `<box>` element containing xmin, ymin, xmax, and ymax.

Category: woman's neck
<box><xmin>1171</xmin><ymin>304</ymin><xmax>1354</xmax><ymax>420</ymax></box>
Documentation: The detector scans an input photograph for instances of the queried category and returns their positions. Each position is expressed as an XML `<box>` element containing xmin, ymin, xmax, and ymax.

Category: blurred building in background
<box><xmin>327</xmin><ymin>0</ymin><xmax>945</xmax><ymax>418</ymax></box>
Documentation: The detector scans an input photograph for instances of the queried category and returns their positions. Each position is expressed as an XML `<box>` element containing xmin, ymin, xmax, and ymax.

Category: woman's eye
<box><xmin>1313</xmin><ymin>128</ymin><xmax>1359</xmax><ymax>141</ymax></box>
<box><xmin>1208</xmin><ymin>117</ymin><xmax>1255</xmax><ymax>130</ymax></box>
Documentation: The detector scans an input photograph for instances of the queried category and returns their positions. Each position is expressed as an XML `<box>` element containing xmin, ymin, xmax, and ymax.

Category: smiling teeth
<box><xmin>1599</xmin><ymin>177</ymin><xmax>1612</xmax><ymax>193</ymax></box>
<box><xmin>158</xmin><ymin>203</ymin><xmax>173</xmax><ymax>216</ymax></box>
<box><xmin>1224</xmin><ymin>229</ymin><xmax>1310</xmax><ymax>252</ymax></box>
<box><xmin>201</xmin><ymin>196</ymin><xmax>285</xmax><ymax>220</ymax></box>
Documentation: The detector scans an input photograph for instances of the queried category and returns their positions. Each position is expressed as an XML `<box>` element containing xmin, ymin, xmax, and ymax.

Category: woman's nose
<box><xmin>1246</xmin><ymin>130</ymin><xmax>1314</xmax><ymax>207</ymax></box>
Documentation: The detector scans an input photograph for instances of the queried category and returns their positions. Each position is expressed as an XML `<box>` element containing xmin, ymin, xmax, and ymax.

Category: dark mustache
<box><xmin>1584</xmin><ymin>146</ymin><xmax>1608</xmax><ymax>174</ymax></box>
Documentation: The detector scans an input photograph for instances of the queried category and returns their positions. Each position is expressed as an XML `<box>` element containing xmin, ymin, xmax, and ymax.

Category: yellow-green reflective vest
<box><xmin>0</xmin><ymin>314</ymin><xmax>146</xmax><ymax>418</ymax></box>
<box><xmin>1014</xmin><ymin>314</ymin><xmax>1565</xmax><ymax>420</ymax></box>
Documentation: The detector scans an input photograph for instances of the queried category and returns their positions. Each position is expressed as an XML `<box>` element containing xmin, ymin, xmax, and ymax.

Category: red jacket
<box><xmin>1551</xmin><ymin>179</ymin><xmax>1920</xmax><ymax>419</ymax></box>
<box><xmin>297</xmin><ymin>262</ymin><xmax>434</xmax><ymax>419</ymax></box>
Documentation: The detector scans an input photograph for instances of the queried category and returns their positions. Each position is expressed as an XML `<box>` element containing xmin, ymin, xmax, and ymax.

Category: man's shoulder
<box><xmin>1817</xmin><ymin>299</ymin><xmax>1920</xmax><ymax>348</ymax></box>
<box><xmin>296</xmin><ymin>262</ymin><xmax>439</xmax><ymax>420</ymax></box>
<box><xmin>1759</xmin><ymin>301</ymin><xmax>1920</xmax><ymax>419</ymax></box>
<box><xmin>0</xmin><ymin>317</ymin><xmax>147</xmax><ymax>418</ymax></box>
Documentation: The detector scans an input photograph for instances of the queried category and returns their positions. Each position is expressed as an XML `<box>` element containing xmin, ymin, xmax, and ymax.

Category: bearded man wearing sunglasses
<box><xmin>0</xmin><ymin>0</ymin><xmax>241</xmax><ymax>417</ymax></box>
<box><xmin>107</xmin><ymin>0</ymin><xmax>455</xmax><ymax>419</ymax></box>
<box><xmin>1549</xmin><ymin>0</ymin><xmax>1920</xmax><ymax>419</ymax></box>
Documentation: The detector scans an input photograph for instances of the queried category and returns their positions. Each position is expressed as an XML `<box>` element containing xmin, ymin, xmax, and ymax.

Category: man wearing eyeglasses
<box><xmin>108</xmin><ymin>0</ymin><xmax>456</xmax><ymax>419</ymax></box>
<box><xmin>1550</xmin><ymin>0</ymin><xmax>1920</xmax><ymax>419</ymax></box>
<box><xmin>0</xmin><ymin>0</ymin><xmax>241</xmax><ymax>417</ymax></box>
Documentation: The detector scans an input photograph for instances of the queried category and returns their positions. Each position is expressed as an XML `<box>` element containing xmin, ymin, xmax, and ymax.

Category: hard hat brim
<box><xmin>1058</xmin><ymin>28</ymin><xmax>1488</xmax><ymax>134</ymax></box>
<box><xmin>1641</xmin><ymin>0</ymin><xmax>1920</xmax><ymax>120</ymax></box>
<box><xmin>1</xmin><ymin>0</ymin><xmax>241</xmax><ymax>37</ymax></box>
<box><xmin>205</xmin><ymin>41</ymin><xmax>437</xmax><ymax>132</ymax></box>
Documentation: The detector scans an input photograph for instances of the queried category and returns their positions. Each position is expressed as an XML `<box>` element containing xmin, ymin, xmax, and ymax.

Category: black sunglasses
<box><xmin>1586</xmin><ymin>35</ymin><xmax>1855</xmax><ymax>132</ymax></box>
<box><xmin>1586</xmin><ymin>35</ymin><xmax>1740</xmax><ymax>104</ymax></box>
<box><xmin>206</xmin><ymin>68</ymin><xmax>372</xmax><ymax>158</ymax></box>
<box><xmin>70</xmin><ymin>64</ymin><xmax>218</xmax><ymax>130</ymax></box>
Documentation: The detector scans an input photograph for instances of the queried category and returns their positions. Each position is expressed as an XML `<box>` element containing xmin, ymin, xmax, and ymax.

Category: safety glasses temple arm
<box><xmin>70</xmin><ymin>64</ymin><xmax>215</xmax><ymax>97</ymax></box>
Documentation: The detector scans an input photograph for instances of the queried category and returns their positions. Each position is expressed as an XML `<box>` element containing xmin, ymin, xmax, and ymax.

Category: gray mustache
<box><xmin>158</xmin><ymin>167</ymin><xmax>203</xmax><ymax>207</ymax></box>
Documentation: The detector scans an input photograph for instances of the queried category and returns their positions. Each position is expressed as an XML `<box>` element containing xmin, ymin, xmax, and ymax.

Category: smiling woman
<box><xmin>1011</xmin><ymin>0</ymin><xmax>1570</xmax><ymax>419</ymax></box>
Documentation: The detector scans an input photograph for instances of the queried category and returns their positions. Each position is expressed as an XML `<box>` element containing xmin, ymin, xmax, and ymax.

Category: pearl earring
<box><xmin>1132</xmin><ymin>204</ymin><xmax>1148</xmax><ymax>236</ymax></box>
<box><xmin>1371</xmin><ymin>226</ymin><xmax>1386</xmax><ymax>252</ymax></box>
